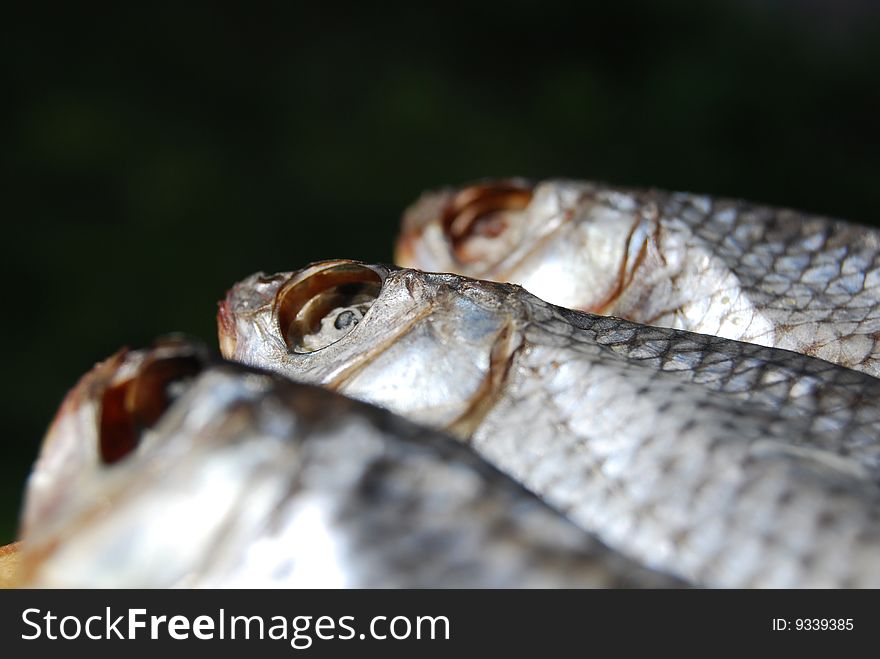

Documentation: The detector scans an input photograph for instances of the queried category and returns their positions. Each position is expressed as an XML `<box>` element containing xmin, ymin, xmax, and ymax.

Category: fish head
<box><xmin>220</xmin><ymin>259</ymin><xmax>524</xmax><ymax>430</ymax></box>
<box><xmin>396</xmin><ymin>179</ymin><xmax>654</xmax><ymax>313</ymax></box>
<box><xmin>20</xmin><ymin>343</ymin><xmax>333</xmax><ymax>588</ymax></box>
<box><xmin>22</xmin><ymin>337</ymin><xmax>210</xmax><ymax>537</ymax></box>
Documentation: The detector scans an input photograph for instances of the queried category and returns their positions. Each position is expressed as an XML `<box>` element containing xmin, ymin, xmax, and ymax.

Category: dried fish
<box><xmin>397</xmin><ymin>180</ymin><xmax>880</xmax><ymax>376</ymax></box>
<box><xmin>221</xmin><ymin>261</ymin><xmax>880</xmax><ymax>587</ymax></box>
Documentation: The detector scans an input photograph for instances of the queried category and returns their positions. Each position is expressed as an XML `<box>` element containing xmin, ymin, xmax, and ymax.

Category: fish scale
<box><xmin>546</xmin><ymin>308</ymin><xmax>880</xmax><ymax>466</ymax></box>
<box><xmin>474</xmin><ymin>316</ymin><xmax>880</xmax><ymax>586</ymax></box>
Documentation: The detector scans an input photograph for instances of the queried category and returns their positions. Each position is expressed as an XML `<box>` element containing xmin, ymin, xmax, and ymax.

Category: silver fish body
<box><xmin>220</xmin><ymin>260</ymin><xmax>880</xmax><ymax>587</ymax></box>
<box><xmin>20</xmin><ymin>339</ymin><xmax>678</xmax><ymax>588</ymax></box>
<box><xmin>396</xmin><ymin>180</ymin><xmax>880</xmax><ymax>376</ymax></box>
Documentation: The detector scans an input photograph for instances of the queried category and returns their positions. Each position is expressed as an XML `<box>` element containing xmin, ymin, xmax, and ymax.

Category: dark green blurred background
<box><xmin>3</xmin><ymin>2</ymin><xmax>880</xmax><ymax>543</ymax></box>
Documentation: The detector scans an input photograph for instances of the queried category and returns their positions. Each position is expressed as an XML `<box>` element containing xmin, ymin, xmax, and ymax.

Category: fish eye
<box><xmin>99</xmin><ymin>344</ymin><xmax>205</xmax><ymax>465</ymax></box>
<box><xmin>443</xmin><ymin>182</ymin><xmax>533</xmax><ymax>263</ymax></box>
<box><xmin>276</xmin><ymin>262</ymin><xmax>383</xmax><ymax>353</ymax></box>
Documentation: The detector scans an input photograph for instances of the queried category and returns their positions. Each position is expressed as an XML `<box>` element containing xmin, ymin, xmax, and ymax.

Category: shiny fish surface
<box><xmin>220</xmin><ymin>260</ymin><xmax>880</xmax><ymax>587</ymax></box>
<box><xmin>396</xmin><ymin>180</ymin><xmax>880</xmax><ymax>376</ymax></box>
<box><xmin>19</xmin><ymin>338</ymin><xmax>679</xmax><ymax>588</ymax></box>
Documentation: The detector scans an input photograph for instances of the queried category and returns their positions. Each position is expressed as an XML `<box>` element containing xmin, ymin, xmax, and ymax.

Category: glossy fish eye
<box><xmin>443</xmin><ymin>182</ymin><xmax>533</xmax><ymax>263</ymax></box>
<box><xmin>276</xmin><ymin>262</ymin><xmax>383</xmax><ymax>353</ymax></box>
<box><xmin>99</xmin><ymin>343</ymin><xmax>205</xmax><ymax>465</ymax></box>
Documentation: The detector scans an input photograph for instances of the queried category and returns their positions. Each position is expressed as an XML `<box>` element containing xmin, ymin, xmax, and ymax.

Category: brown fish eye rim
<box><xmin>99</xmin><ymin>345</ymin><xmax>206</xmax><ymax>465</ymax></box>
<box><xmin>442</xmin><ymin>182</ymin><xmax>534</xmax><ymax>254</ymax></box>
<box><xmin>274</xmin><ymin>262</ymin><xmax>385</xmax><ymax>354</ymax></box>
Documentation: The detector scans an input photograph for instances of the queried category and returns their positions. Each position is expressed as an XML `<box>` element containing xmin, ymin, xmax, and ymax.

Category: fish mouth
<box><xmin>217</xmin><ymin>296</ymin><xmax>238</xmax><ymax>358</ymax></box>
<box><xmin>217</xmin><ymin>273</ymin><xmax>291</xmax><ymax>358</ymax></box>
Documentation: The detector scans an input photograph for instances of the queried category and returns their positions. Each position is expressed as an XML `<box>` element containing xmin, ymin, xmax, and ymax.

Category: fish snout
<box><xmin>217</xmin><ymin>295</ymin><xmax>238</xmax><ymax>358</ymax></box>
<box><xmin>217</xmin><ymin>274</ymin><xmax>289</xmax><ymax>358</ymax></box>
